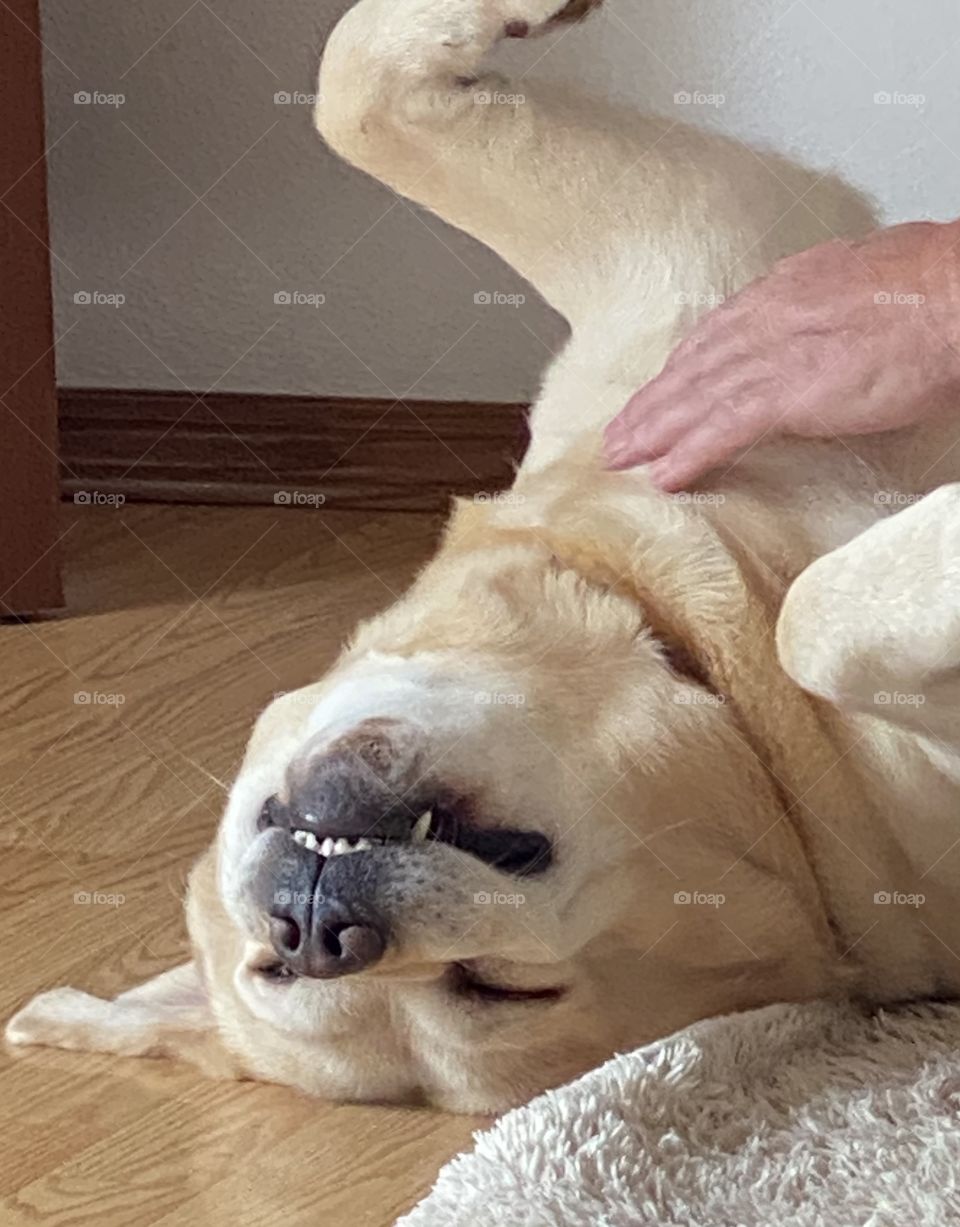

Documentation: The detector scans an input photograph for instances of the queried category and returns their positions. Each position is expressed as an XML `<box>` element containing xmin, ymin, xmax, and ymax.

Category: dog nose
<box><xmin>268</xmin><ymin>896</ymin><xmax>387</xmax><ymax>979</ymax></box>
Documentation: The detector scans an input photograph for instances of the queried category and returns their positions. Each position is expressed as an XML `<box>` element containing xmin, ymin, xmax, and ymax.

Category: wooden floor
<box><xmin>0</xmin><ymin>503</ymin><xmax>484</xmax><ymax>1226</ymax></box>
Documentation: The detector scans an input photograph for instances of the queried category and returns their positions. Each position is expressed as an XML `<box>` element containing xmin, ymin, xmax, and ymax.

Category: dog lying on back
<box><xmin>9</xmin><ymin>0</ymin><xmax>960</xmax><ymax>1113</ymax></box>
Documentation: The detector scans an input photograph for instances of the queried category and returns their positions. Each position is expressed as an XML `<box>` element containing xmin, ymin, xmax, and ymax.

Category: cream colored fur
<box><xmin>8</xmin><ymin>0</ymin><xmax>960</xmax><ymax>1115</ymax></box>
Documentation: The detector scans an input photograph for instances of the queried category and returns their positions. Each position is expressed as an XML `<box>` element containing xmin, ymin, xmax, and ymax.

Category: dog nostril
<box><xmin>267</xmin><ymin>901</ymin><xmax>387</xmax><ymax>978</ymax></box>
<box><xmin>322</xmin><ymin>923</ymin><xmax>386</xmax><ymax>969</ymax></box>
<box><xmin>321</xmin><ymin>925</ymin><xmax>344</xmax><ymax>960</ymax></box>
<box><xmin>269</xmin><ymin>914</ymin><xmax>303</xmax><ymax>957</ymax></box>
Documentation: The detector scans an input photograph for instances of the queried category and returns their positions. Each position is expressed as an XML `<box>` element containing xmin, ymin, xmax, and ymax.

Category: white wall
<box><xmin>39</xmin><ymin>0</ymin><xmax>960</xmax><ymax>401</ymax></box>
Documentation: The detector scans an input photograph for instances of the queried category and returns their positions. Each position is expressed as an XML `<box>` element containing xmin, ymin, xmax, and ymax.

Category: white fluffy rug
<box><xmin>398</xmin><ymin>1000</ymin><xmax>960</xmax><ymax>1226</ymax></box>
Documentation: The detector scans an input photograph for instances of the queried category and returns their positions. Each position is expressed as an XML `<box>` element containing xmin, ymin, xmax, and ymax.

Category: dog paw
<box><xmin>5</xmin><ymin>987</ymin><xmax>106</xmax><ymax>1049</ymax></box>
<box><xmin>549</xmin><ymin>0</ymin><xmax>603</xmax><ymax>23</ymax></box>
<box><xmin>5</xmin><ymin>986</ymin><xmax>165</xmax><ymax>1058</ymax></box>
<box><xmin>503</xmin><ymin>0</ymin><xmax>602</xmax><ymax>38</ymax></box>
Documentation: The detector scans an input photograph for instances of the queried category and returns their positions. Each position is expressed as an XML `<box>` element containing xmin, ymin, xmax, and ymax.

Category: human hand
<box><xmin>604</xmin><ymin>220</ymin><xmax>960</xmax><ymax>490</ymax></box>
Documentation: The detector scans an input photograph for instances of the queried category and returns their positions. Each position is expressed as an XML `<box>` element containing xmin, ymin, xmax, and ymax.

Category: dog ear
<box><xmin>5</xmin><ymin>961</ymin><xmax>239</xmax><ymax>1078</ymax></box>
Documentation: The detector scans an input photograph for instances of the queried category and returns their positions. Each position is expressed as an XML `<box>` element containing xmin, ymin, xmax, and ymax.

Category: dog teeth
<box><xmin>292</xmin><ymin>829</ymin><xmax>320</xmax><ymax>851</ymax></box>
<box><xmin>291</xmin><ymin>828</ymin><xmax>421</xmax><ymax>857</ymax></box>
<box><xmin>304</xmin><ymin>834</ymin><xmax>373</xmax><ymax>857</ymax></box>
<box><xmin>412</xmin><ymin>810</ymin><xmax>433</xmax><ymax>843</ymax></box>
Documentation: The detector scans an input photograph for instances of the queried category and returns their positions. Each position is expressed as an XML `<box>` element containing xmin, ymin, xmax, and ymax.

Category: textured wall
<box><xmin>39</xmin><ymin>0</ymin><xmax>960</xmax><ymax>400</ymax></box>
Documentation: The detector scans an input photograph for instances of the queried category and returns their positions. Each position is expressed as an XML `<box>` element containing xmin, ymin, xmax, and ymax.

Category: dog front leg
<box><xmin>314</xmin><ymin>0</ymin><xmax>655</xmax><ymax>321</ymax></box>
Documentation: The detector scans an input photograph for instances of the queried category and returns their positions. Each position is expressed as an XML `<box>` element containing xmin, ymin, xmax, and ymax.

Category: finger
<box><xmin>604</xmin><ymin>397</ymin><xmax>706</xmax><ymax>468</ymax></box>
<box><xmin>617</xmin><ymin>359</ymin><xmax>707</xmax><ymax>426</ymax></box>
<box><xmin>667</xmin><ymin>288</ymin><xmax>777</xmax><ymax>373</ymax></box>
<box><xmin>605</xmin><ymin>356</ymin><xmax>737</xmax><ymax>468</ymax></box>
<box><xmin>606</xmin><ymin>355</ymin><xmax>779</xmax><ymax>470</ymax></box>
<box><xmin>605</xmin><ymin>313</ymin><xmax>777</xmax><ymax>471</ymax></box>
<box><xmin>646</xmin><ymin>415</ymin><xmax>764</xmax><ymax>491</ymax></box>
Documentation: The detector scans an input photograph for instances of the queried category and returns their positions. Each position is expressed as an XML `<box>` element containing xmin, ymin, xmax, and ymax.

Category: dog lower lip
<box><xmin>449</xmin><ymin>963</ymin><xmax>565</xmax><ymax>1004</ymax></box>
<box><xmin>434</xmin><ymin>816</ymin><xmax>552</xmax><ymax>877</ymax></box>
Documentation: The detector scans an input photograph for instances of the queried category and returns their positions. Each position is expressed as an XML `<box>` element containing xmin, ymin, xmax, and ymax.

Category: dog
<box><xmin>9</xmin><ymin>0</ymin><xmax>960</xmax><ymax>1114</ymax></box>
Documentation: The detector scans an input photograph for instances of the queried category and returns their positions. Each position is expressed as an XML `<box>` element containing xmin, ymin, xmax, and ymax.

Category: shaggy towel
<box><xmin>398</xmin><ymin>1000</ymin><xmax>960</xmax><ymax>1226</ymax></box>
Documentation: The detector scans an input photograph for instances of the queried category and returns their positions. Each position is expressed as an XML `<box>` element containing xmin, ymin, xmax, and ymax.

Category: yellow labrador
<box><xmin>9</xmin><ymin>0</ymin><xmax>960</xmax><ymax>1113</ymax></box>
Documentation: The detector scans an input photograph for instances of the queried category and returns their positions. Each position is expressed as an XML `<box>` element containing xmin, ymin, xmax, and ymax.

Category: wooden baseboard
<box><xmin>58</xmin><ymin>389</ymin><xmax>529</xmax><ymax>512</ymax></box>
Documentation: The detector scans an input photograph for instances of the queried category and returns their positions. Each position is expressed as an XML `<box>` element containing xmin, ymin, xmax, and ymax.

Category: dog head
<box><xmin>7</xmin><ymin>493</ymin><xmax>829</xmax><ymax>1112</ymax></box>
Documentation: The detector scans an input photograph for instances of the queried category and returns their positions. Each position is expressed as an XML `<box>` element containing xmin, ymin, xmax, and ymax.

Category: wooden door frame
<box><xmin>0</xmin><ymin>0</ymin><xmax>63</xmax><ymax>615</ymax></box>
